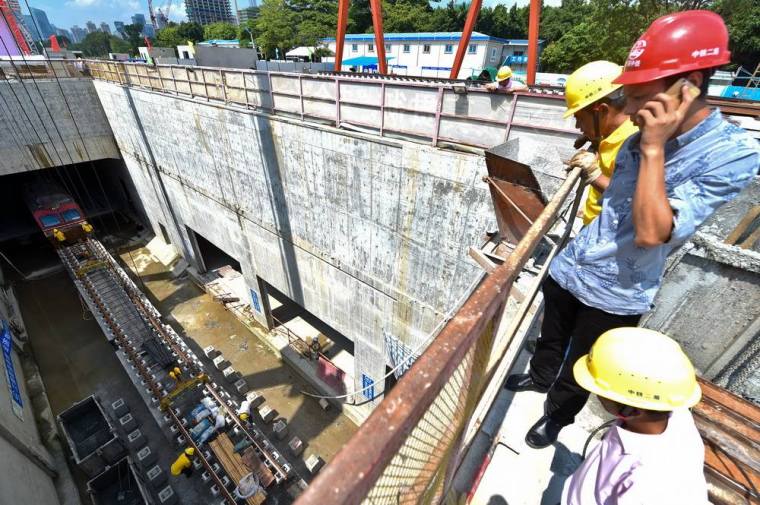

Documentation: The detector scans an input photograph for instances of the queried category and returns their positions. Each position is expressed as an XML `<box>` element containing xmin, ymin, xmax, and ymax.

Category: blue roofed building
<box><xmin>320</xmin><ymin>32</ymin><xmax>544</xmax><ymax>79</ymax></box>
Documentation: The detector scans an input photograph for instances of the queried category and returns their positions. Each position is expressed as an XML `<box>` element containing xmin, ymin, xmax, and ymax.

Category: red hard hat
<box><xmin>615</xmin><ymin>10</ymin><xmax>730</xmax><ymax>85</ymax></box>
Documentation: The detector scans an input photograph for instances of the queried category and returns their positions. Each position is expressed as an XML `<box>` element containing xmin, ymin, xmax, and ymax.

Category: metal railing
<box><xmin>0</xmin><ymin>59</ymin><xmax>89</xmax><ymax>80</ymax></box>
<box><xmin>85</xmin><ymin>59</ymin><xmax>578</xmax><ymax>150</ymax></box>
<box><xmin>293</xmin><ymin>167</ymin><xmax>582</xmax><ymax>504</ymax></box>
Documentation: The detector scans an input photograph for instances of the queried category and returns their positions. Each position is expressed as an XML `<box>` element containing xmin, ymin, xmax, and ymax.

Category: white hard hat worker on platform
<box><xmin>485</xmin><ymin>66</ymin><xmax>527</xmax><ymax>93</ymax></box>
<box><xmin>562</xmin><ymin>328</ymin><xmax>708</xmax><ymax>505</ymax></box>
<box><xmin>563</xmin><ymin>61</ymin><xmax>638</xmax><ymax>225</ymax></box>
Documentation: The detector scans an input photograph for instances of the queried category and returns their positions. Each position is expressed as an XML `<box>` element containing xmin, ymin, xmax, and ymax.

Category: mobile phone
<box><xmin>665</xmin><ymin>78</ymin><xmax>701</xmax><ymax>101</ymax></box>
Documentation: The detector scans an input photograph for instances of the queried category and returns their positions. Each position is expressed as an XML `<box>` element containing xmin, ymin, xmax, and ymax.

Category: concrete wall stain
<box><xmin>92</xmin><ymin>81</ymin><xmax>496</xmax><ymax>397</ymax></box>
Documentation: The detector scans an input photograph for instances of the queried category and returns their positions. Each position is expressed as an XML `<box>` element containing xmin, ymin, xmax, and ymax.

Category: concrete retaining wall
<box><xmin>0</xmin><ymin>79</ymin><xmax>119</xmax><ymax>176</ymax></box>
<box><xmin>0</xmin><ymin>267</ymin><xmax>62</xmax><ymax>505</ymax></box>
<box><xmin>93</xmin><ymin>80</ymin><xmax>497</xmax><ymax>400</ymax></box>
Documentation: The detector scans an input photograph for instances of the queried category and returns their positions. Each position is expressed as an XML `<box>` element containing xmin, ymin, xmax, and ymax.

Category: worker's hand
<box><xmin>485</xmin><ymin>82</ymin><xmax>498</xmax><ymax>92</ymax></box>
<box><xmin>567</xmin><ymin>150</ymin><xmax>602</xmax><ymax>184</ymax></box>
<box><xmin>634</xmin><ymin>85</ymin><xmax>695</xmax><ymax>155</ymax></box>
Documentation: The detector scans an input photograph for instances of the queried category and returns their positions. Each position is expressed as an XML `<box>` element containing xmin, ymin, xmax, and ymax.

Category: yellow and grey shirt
<box><xmin>582</xmin><ymin>120</ymin><xmax>638</xmax><ymax>225</ymax></box>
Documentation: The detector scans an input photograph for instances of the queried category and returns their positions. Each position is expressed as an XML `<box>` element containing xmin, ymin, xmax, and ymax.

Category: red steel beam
<box><xmin>449</xmin><ymin>0</ymin><xmax>482</xmax><ymax>79</ymax></box>
<box><xmin>0</xmin><ymin>0</ymin><xmax>32</xmax><ymax>55</ymax></box>
<box><xmin>334</xmin><ymin>0</ymin><xmax>350</xmax><ymax>71</ymax></box>
<box><xmin>369</xmin><ymin>0</ymin><xmax>387</xmax><ymax>74</ymax></box>
<box><xmin>527</xmin><ymin>0</ymin><xmax>541</xmax><ymax>85</ymax></box>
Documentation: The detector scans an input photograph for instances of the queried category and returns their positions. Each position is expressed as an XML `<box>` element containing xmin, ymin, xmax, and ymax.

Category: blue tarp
<box><xmin>341</xmin><ymin>55</ymin><xmax>395</xmax><ymax>66</ymax></box>
<box><xmin>721</xmin><ymin>86</ymin><xmax>760</xmax><ymax>101</ymax></box>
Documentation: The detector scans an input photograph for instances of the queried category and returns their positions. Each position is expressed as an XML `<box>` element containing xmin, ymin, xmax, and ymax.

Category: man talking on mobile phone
<box><xmin>505</xmin><ymin>10</ymin><xmax>759</xmax><ymax>450</ymax></box>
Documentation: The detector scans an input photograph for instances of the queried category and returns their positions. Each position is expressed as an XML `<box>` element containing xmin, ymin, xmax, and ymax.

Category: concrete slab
<box><xmin>468</xmin><ymin>352</ymin><xmax>609</xmax><ymax>505</ymax></box>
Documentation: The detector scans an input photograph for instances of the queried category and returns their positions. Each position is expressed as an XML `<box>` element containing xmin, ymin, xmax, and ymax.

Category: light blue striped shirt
<box><xmin>550</xmin><ymin>108</ymin><xmax>759</xmax><ymax>315</ymax></box>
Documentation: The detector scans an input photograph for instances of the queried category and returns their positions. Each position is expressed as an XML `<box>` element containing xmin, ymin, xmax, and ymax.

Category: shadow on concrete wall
<box><xmin>123</xmin><ymin>87</ymin><xmax>191</xmax><ymax>262</ymax></box>
<box><xmin>251</xmin><ymin>114</ymin><xmax>304</xmax><ymax>306</ymax></box>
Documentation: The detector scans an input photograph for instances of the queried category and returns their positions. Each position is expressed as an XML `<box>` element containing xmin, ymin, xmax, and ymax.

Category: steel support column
<box><xmin>449</xmin><ymin>0</ymin><xmax>482</xmax><ymax>79</ymax></box>
<box><xmin>334</xmin><ymin>0</ymin><xmax>350</xmax><ymax>71</ymax></box>
<box><xmin>369</xmin><ymin>0</ymin><xmax>387</xmax><ymax>74</ymax></box>
<box><xmin>527</xmin><ymin>0</ymin><xmax>541</xmax><ymax>85</ymax></box>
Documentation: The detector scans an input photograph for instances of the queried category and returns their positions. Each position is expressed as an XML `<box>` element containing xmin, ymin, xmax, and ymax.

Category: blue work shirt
<box><xmin>550</xmin><ymin>108</ymin><xmax>759</xmax><ymax>315</ymax></box>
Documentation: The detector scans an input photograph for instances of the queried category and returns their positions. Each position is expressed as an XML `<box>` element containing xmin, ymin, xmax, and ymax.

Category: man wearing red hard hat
<box><xmin>506</xmin><ymin>10</ymin><xmax>759</xmax><ymax>450</ymax></box>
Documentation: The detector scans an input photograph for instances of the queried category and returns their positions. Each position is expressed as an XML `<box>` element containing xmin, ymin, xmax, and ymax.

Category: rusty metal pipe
<box><xmin>295</xmin><ymin>167</ymin><xmax>582</xmax><ymax>505</ymax></box>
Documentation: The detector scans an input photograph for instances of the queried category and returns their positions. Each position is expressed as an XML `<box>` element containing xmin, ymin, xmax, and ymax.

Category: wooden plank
<box><xmin>694</xmin><ymin>400</ymin><xmax>760</xmax><ymax>445</ymax></box>
<box><xmin>242</xmin><ymin>447</ymin><xmax>276</xmax><ymax>488</ymax></box>
<box><xmin>703</xmin><ymin>440</ymin><xmax>760</xmax><ymax>492</ymax></box>
<box><xmin>209</xmin><ymin>434</ymin><xmax>266</xmax><ymax>505</ymax></box>
<box><xmin>698</xmin><ymin>378</ymin><xmax>760</xmax><ymax>422</ymax></box>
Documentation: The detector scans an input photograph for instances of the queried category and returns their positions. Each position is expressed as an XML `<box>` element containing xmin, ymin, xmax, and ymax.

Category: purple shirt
<box><xmin>562</xmin><ymin>409</ymin><xmax>708</xmax><ymax>505</ymax></box>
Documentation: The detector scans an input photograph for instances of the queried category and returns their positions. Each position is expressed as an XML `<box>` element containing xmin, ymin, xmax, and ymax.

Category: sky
<box><xmin>23</xmin><ymin>0</ymin><xmax>558</xmax><ymax>33</ymax></box>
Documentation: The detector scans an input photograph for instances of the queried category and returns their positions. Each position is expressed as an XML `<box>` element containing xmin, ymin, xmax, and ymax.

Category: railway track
<box><xmin>58</xmin><ymin>238</ymin><xmax>293</xmax><ymax>504</ymax></box>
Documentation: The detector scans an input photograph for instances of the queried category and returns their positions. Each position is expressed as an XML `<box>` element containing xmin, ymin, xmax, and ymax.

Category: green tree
<box><xmin>290</xmin><ymin>0</ymin><xmax>337</xmax><ymax>47</ymax></box>
<box><xmin>123</xmin><ymin>23</ymin><xmax>144</xmax><ymax>55</ymax></box>
<box><xmin>204</xmin><ymin>21</ymin><xmax>238</xmax><ymax>41</ymax></box>
<box><xmin>348</xmin><ymin>0</ymin><xmax>372</xmax><ymax>33</ymax></box>
<box><xmin>109</xmin><ymin>36</ymin><xmax>131</xmax><ymax>53</ymax></box>
<box><xmin>714</xmin><ymin>0</ymin><xmax>760</xmax><ymax>71</ymax></box>
<box><xmin>238</xmin><ymin>19</ymin><xmax>259</xmax><ymax>48</ymax></box>
<box><xmin>382</xmin><ymin>0</ymin><xmax>434</xmax><ymax>33</ymax></box>
<box><xmin>75</xmin><ymin>32</ymin><xmax>112</xmax><ymax>57</ymax></box>
<box><xmin>177</xmin><ymin>22</ymin><xmax>204</xmax><ymax>42</ymax></box>
<box><xmin>156</xmin><ymin>22</ymin><xmax>204</xmax><ymax>48</ymax></box>
<box><xmin>256</xmin><ymin>0</ymin><xmax>298</xmax><ymax>58</ymax></box>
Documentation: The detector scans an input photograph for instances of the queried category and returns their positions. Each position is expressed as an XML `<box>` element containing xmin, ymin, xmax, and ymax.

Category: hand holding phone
<box><xmin>665</xmin><ymin>78</ymin><xmax>701</xmax><ymax>102</ymax></box>
<box><xmin>636</xmin><ymin>78</ymin><xmax>699</xmax><ymax>152</ymax></box>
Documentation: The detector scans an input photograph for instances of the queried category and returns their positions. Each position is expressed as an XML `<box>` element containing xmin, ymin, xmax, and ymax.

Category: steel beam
<box><xmin>334</xmin><ymin>0</ymin><xmax>350</xmax><ymax>71</ymax></box>
<box><xmin>527</xmin><ymin>0</ymin><xmax>541</xmax><ymax>85</ymax></box>
<box><xmin>449</xmin><ymin>0</ymin><xmax>482</xmax><ymax>79</ymax></box>
<box><xmin>369</xmin><ymin>0</ymin><xmax>387</xmax><ymax>74</ymax></box>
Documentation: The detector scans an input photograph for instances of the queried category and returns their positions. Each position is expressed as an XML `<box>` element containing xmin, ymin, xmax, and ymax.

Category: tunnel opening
<box><xmin>187</xmin><ymin>227</ymin><xmax>242</xmax><ymax>273</ymax></box>
<box><xmin>0</xmin><ymin>159</ymin><xmax>144</xmax><ymax>277</ymax></box>
<box><xmin>263</xmin><ymin>281</ymin><xmax>357</xmax><ymax>397</ymax></box>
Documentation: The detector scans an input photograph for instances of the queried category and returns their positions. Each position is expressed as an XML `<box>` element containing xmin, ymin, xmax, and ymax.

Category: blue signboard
<box><xmin>250</xmin><ymin>289</ymin><xmax>261</xmax><ymax>313</ymax></box>
<box><xmin>361</xmin><ymin>373</ymin><xmax>375</xmax><ymax>401</ymax></box>
<box><xmin>1</xmin><ymin>320</ymin><xmax>23</xmax><ymax>420</ymax></box>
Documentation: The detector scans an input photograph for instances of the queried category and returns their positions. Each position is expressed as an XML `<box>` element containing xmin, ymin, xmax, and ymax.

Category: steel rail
<box><xmin>294</xmin><ymin>166</ymin><xmax>582</xmax><ymax>505</ymax></box>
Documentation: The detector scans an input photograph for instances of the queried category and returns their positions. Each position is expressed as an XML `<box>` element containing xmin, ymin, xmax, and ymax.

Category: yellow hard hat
<box><xmin>563</xmin><ymin>61</ymin><xmax>623</xmax><ymax>118</ymax></box>
<box><xmin>496</xmin><ymin>66</ymin><xmax>513</xmax><ymax>82</ymax></box>
<box><xmin>239</xmin><ymin>413</ymin><xmax>250</xmax><ymax>421</ymax></box>
<box><xmin>573</xmin><ymin>327</ymin><xmax>702</xmax><ymax>411</ymax></box>
<box><xmin>184</xmin><ymin>447</ymin><xmax>195</xmax><ymax>456</ymax></box>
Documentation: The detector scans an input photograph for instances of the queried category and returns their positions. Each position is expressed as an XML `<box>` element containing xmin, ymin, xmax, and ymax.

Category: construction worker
<box><xmin>168</xmin><ymin>366</ymin><xmax>182</xmax><ymax>382</ymax></box>
<box><xmin>562</xmin><ymin>61</ymin><xmax>638</xmax><ymax>225</ymax></box>
<box><xmin>170</xmin><ymin>447</ymin><xmax>196</xmax><ymax>477</ymax></box>
<box><xmin>505</xmin><ymin>10</ymin><xmax>759</xmax><ymax>449</ymax></box>
<box><xmin>563</xmin><ymin>328</ymin><xmax>707</xmax><ymax>504</ymax></box>
<box><xmin>485</xmin><ymin>66</ymin><xmax>527</xmax><ymax>93</ymax></box>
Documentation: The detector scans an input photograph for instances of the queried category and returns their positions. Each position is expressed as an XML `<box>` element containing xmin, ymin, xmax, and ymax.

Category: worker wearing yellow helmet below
<box><xmin>562</xmin><ymin>328</ymin><xmax>707</xmax><ymax>505</ymax></box>
<box><xmin>170</xmin><ymin>447</ymin><xmax>196</xmax><ymax>478</ymax></box>
<box><xmin>505</xmin><ymin>11</ymin><xmax>758</xmax><ymax>450</ymax></box>
<box><xmin>562</xmin><ymin>61</ymin><xmax>638</xmax><ymax>225</ymax></box>
<box><xmin>485</xmin><ymin>66</ymin><xmax>527</xmax><ymax>93</ymax></box>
